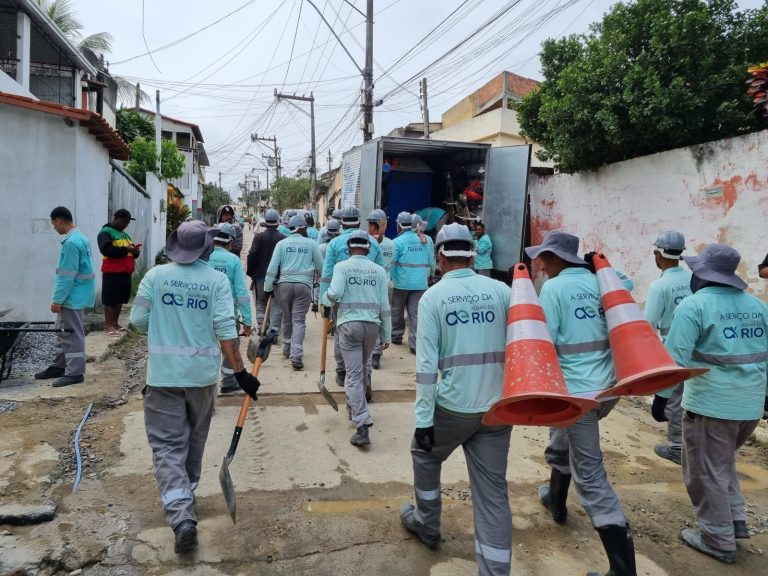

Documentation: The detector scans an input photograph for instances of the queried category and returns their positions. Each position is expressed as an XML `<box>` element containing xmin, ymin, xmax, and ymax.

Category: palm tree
<box><xmin>37</xmin><ymin>0</ymin><xmax>149</xmax><ymax>106</ymax></box>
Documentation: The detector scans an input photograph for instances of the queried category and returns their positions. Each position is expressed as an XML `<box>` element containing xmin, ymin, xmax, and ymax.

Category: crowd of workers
<box><xmin>35</xmin><ymin>202</ymin><xmax>768</xmax><ymax>574</ymax></box>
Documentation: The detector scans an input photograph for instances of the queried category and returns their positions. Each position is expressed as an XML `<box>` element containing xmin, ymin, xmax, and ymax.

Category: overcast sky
<box><xmin>72</xmin><ymin>0</ymin><xmax>764</xmax><ymax>194</ymax></box>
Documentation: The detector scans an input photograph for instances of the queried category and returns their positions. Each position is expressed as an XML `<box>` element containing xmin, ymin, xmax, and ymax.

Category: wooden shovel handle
<box><xmin>320</xmin><ymin>317</ymin><xmax>329</xmax><ymax>372</ymax></box>
<box><xmin>235</xmin><ymin>356</ymin><xmax>263</xmax><ymax>428</ymax></box>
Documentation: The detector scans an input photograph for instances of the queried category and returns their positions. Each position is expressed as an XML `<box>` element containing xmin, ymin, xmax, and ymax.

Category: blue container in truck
<box><xmin>383</xmin><ymin>162</ymin><xmax>432</xmax><ymax>238</ymax></box>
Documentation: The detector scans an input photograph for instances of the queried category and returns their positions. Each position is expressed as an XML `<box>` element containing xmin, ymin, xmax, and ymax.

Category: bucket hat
<box><xmin>683</xmin><ymin>243</ymin><xmax>747</xmax><ymax>290</ymax></box>
<box><xmin>166</xmin><ymin>221</ymin><xmax>217</xmax><ymax>264</ymax></box>
<box><xmin>525</xmin><ymin>231</ymin><xmax>584</xmax><ymax>265</ymax></box>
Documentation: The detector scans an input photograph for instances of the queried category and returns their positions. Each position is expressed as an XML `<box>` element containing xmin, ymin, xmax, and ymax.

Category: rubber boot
<box><xmin>586</xmin><ymin>524</ymin><xmax>637</xmax><ymax>576</ymax></box>
<box><xmin>538</xmin><ymin>469</ymin><xmax>570</xmax><ymax>524</ymax></box>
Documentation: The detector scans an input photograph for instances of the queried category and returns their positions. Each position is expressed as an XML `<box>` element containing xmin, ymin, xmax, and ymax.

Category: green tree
<box><xmin>125</xmin><ymin>137</ymin><xmax>186</xmax><ymax>186</ymax></box>
<box><xmin>202</xmin><ymin>182</ymin><xmax>232</xmax><ymax>222</ymax></box>
<box><xmin>517</xmin><ymin>0</ymin><xmax>768</xmax><ymax>174</ymax></box>
<box><xmin>269</xmin><ymin>176</ymin><xmax>311</xmax><ymax>213</ymax></box>
<box><xmin>166</xmin><ymin>198</ymin><xmax>191</xmax><ymax>236</ymax></box>
<box><xmin>116</xmin><ymin>108</ymin><xmax>155</xmax><ymax>144</ymax></box>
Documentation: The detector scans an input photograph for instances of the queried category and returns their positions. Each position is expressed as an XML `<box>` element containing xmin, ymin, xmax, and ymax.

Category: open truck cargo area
<box><xmin>341</xmin><ymin>137</ymin><xmax>531</xmax><ymax>276</ymax></box>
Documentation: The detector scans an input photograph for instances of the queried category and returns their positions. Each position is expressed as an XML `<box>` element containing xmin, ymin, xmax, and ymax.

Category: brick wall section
<box><xmin>505</xmin><ymin>72</ymin><xmax>539</xmax><ymax>99</ymax></box>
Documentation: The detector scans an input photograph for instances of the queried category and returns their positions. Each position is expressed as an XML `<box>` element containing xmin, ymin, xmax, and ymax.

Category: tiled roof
<box><xmin>0</xmin><ymin>91</ymin><xmax>130</xmax><ymax>160</ymax></box>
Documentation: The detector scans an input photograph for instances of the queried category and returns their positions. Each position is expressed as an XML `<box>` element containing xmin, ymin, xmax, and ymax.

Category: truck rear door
<box><xmin>358</xmin><ymin>140</ymin><xmax>381</xmax><ymax>220</ymax></box>
<box><xmin>483</xmin><ymin>145</ymin><xmax>532</xmax><ymax>273</ymax></box>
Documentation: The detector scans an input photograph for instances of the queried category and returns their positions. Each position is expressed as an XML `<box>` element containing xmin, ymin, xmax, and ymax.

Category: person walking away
<box><xmin>216</xmin><ymin>205</ymin><xmax>243</xmax><ymax>257</ymax></box>
<box><xmin>320</xmin><ymin>207</ymin><xmax>385</xmax><ymax>386</ymax></box>
<box><xmin>277</xmin><ymin>210</ymin><xmax>295</xmax><ymax>237</ymax></box>
<box><xmin>368</xmin><ymin>209</ymin><xmax>394</xmax><ymax>370</ymax></box>
<box><xmin>665</xmin><ymin>243</ymin><xmax>768</xmax><ymax>564</ymax></box>
<box><xmin>303</xmin><ymin>211</ymin><xmax>321</xmax><ymax>310</ymax></box>
<box><xmin>319</xmin><ymin>219</ymin><xmax>341</xmax><ymax>259</ymax></box>
<box><xmin>474</xmin><ymin>221</ymin><xmax>493</xmax><ymax>277</ymax></box>
<box><xmin>304</xmin><ymin>211</ymin><xmax>319</xmax><ymax>241</ymax></box>
<box><xmin>130</xmin><ymin>221</ymin><xmax>260</xmax><ymax>554</ymax></box>
<box><xmin>35</xmin><ymin>207</ymin><xmax>96</xmax><ymax>388</ymax></box>
<box><xmin>321</xmin><ymin>230</ymin><xmax>390</xmax><ymax>446</ymax></box>
<box><xmin>643</xmin><ymin>230</ymin><xmax>692</xmax><ymax>465</ymax></box>
<box><xmin>208</xmin><ymin>223</ymin><xmax>253</xmax><ymax>394</ymax></box>
<box><xmin>317</xmin><ymin>206</ymin><xmax>341</xmax><ymax>244</ymax></box>
<box><xmin>97</xmin><ymin>209</ymin><xmax>141</xmax><ymax>334</ymax></box>
<box><xmin>246</xmin><ymin>209</ymin><xmax>285</xmax><ymax>338</ymax></box>
<box><xmin>391</xmin><ymin>212</ymin><xmax>435</xmax><ymax>353</ymax></box>
<box><xmin>400</xmin><ymin>223</ymin><xmax>512</xmax><ymax>576</ymax></box>
<box><xmin>264</xmin><ymin>214</ymin><xmax>324</xmax><ymax>370</ymax></box>
<box><xmin>528</xmin><ymin>231</ymin><xmax>636</xmax><ymax>576</ymax></box>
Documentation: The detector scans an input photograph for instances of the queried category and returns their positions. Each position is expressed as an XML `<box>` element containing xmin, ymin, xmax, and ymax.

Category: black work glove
<box><xmin>323</xmin><ymin>306</ymin><xmax>332</xmax><ymax>319</ymax></box>
<box><xmin>414</xmin><ymin>427</ymin><xmax>436</xmax><ymax>452</ymax></box>
<box><xmin>651</xmin><ymin>395</ymin><xmax>668</xmax><ymax>422</ymax></box>
<box><xmin>583</xmin><ymin>251</ymin><xmax>598</xmax><ymax>274</ymax></box>
<box><xmin>311</xmin><ymin>302</ymin><xmax>319</xmax><ymax>313</ymax></box>
<box><xmin>234</xmin><ymin>370</ymin><xmax>260</xmax><ymax>400</ymax></box>
<box><xmin>264</xmin><ymin>289</ymin><xmax>273</xmax><ymax>299</ymax></box>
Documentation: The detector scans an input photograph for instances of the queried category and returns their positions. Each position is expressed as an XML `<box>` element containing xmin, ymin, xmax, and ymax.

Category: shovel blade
<box><xmin>317</xmin><ymin>372</ymin><xmax>338</xmax><ymax>411</ymax></box>
<box><xmin>219</xmin><ymin>456</ymin><xmax>237</xmax><ymax>524</ymax></box>
<box><xmin>246</xmin><ymin>335</ymin><xmax>259</xmax><ymax>364</ymax></box>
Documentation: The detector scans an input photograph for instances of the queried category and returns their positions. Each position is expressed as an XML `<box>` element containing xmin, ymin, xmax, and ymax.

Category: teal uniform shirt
<box><xmin>277</xmin><ymin>225</ymin><xmax>291</xmax><ymax>237</ymax></box>
<box><xmin>539</xmin><ymin>267</ymin><xmax>616</xmax><ymax>398</ymax></box>
<box><xmin>316</xmin><ymin>226</ymin><xmax>327</xmax><ymax>244</ymax></box>
<box><xmin>379</xmin><ymin>236</ymin><xmax>394</xmax><ymax>278</ymax></box>
<box><xmin>665</xmin><ymin>287</ymin><xmax>768</xmax><ymax>420</ymax></box>
<box><xmin>264</xmin><ymin>233</ymin><xmax>324</xmax><ymax>291</ymax></box>
<box><xmin>52</xmin><ymin>228</ymin><xmax>96</xmax><ymax>309</ymax></box>
<box><xmin>414</xmin><ymin>268</ymin><xmax>510</xmax><ymax>427</ymax></box>
<box><xmin>474</xmin><ymin>234</ymin><xmax>493</xmax><ymax>271</ymax></box>
<box><xmin>391</xmin><ymin>230</ymin><xmax>435</xmax><ymax>291</ymax></box>
<box><xmin>319</xmin><ymin>228</ymin><xmax>385</xmax><ymax>301</ymax></box>
<box><xmin>321</xmin><ymin>255</ymin><xmax>391</xmax><ymax>342</ymax></box>
<box><xmin>306</xmin><ymin>227</ymin><xmax>319</xmax><ymax>241</ymax></box>
<box><xmin>318</xmin><ymin>240</ymin><xmax>330</xmax><ymax>260</ymax></box>
<box><xmin>644</xmin><ymin>266</ymin><xmax>692</xmax><ymax>340</ymax></box>
<box><xmin>208</xmin><ymin>246</ymin><xmax>252</xmax><ymax>327</ymax></box>
<box><xmin>130</xmin><ymin>260</ymin><xmax>238</xmax><ymax>387</ymax></box>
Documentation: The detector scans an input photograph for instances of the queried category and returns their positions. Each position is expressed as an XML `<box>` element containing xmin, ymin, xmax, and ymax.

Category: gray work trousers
<box><xmin>392</xmin><ymin>288</ymin><xmax>425</xmax><ymax>350</ymax></box>
<box><xmin>52</xmin><ymin>307</ymin><xmax>86</xmax><ymax>377</ymax></box>
<box><xmin>337</xmin><ymin>321</ymin><xmax>377</xmax><ymax>426</ymax></box>
<box><xmin>220</xmin><ymin>335</ymin><xmax>239</xmax><ymax>389</ymax></box>
<box><xmin>544</xmin><ymin>399</ymin><xmax>627</xmax><ymax>528</ymax></box>
<box><xmin>682</xmin><ymin>412</ymin><xmax>759</xmax><ymax>551</ymax></box>
<box><xmin>373</xmin><ymin>286</ymin><xmax>394</xmax><ymax>357</ymax></box>
<box><xmin>279</xmin><ymin>282</ymin><xmax>312</xmax><ymax>362</ymax></box>
<box><xmin>143</xmin><ymin>384</ymin><xmax>216</xmax><ymax>529</ymax></box>
<box><xmin>411</xmin><ymin>407</ymin><xmax>512</xmax><ymax>576</ymax></box>
<box><xmin>333</xmin><ymin>307</ymin><xmax>345</xmax><ymax>377</ymax></box>
<box><xmin>665</xmin><ymin>384</ymin><xmax>684</xmax><ymax>451</ymax></box>
<box><xmin>253</xmin><ymin>280</ymin><xmax>283</xmax><ymax>335</ymax></box>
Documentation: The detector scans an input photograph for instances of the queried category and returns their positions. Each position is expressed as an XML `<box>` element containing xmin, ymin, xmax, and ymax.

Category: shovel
<box><xmin>220</xmin><ymin>312</ymin><xmax>276</xmax><ymax>524</ymax></box>
<box><xmin>247</xmin><ymin>295</ymin><xmax>273</xmax><ymax>363</ymax></box>
<box><xmin>317</xmin><ymin>316</ymin><xmax>339</xmax><ymax>411</ymax></box>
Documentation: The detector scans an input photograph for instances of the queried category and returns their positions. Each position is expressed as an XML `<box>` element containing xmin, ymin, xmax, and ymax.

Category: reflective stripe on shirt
<box><xmin>437</xmin><ymin>351</ymin><xmax>505</xmax><ymax>370</ymax></box>
<box><xmin>394</xmin><ymin>262</ymin><xmax>431</xmax><ymax>268</ymax></box>
<box><xmin>149</xmin><ymin>344</ymin><xmax>220</xmax><ymax>357</ymax></box>
<box><xmin>338</xmin><ymin>301</ymin><xmax>382</xmax><ymax>311</ymax></box>
<box><xmin>56</xmin><ymin>268</ymin><xmax>96</xmax><ymax>280</ymax></box>
<box><xmin>416</xmin><ymin>372</ymin><xmax>438</xmax><ymax>384</ymax></box>
<box><xmin>556</xmin><ymin>339</ymin><xmax>610</xmax><ymax>355</ymax></box>
<box><xmin>692</xmin><ymin>350</ymin><xmax>768</xmax><ymax>366</ymax></box>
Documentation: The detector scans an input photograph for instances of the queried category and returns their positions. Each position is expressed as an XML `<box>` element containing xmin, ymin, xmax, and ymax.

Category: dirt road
<box><xmin>1</xmin><ymin>225</ymin><xmax>767</xmax><ymax>575</ymax></box>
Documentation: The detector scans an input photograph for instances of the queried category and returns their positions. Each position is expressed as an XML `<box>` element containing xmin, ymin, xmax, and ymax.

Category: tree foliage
<box><xmin>166</xmin><ymin>197</ymin><xmax>191</xmax><ymax>237</ymax></box>
<box><xmin>517</xmin><ymin>0</ymin><xmax>768</xmax><ymax>173</ymax></box>
<box><xmin>37</xmin><ymin>0</ymin><xmax>113</xmax><ymax>53</ymax></box>
<box><xmin>269</xmin><ymin>176</ymin><xmax>311</xmax><ymax>213</ymax></box>
<box><xmin>116</xmin><ymin>109</ymin><xmax>154</xmax><ymax>144</ymax></box>
<box><xmin>125</xmin><ymin>137</ymin><xmax>186</xmax><ymax>187</ymax></box>
<box><xmin>202</xmin><ymin>182</ymin><xmax>232</xmax><ymax>222</ymax></box>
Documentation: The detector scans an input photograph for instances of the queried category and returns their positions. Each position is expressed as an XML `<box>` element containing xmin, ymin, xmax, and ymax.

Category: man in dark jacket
<box><xmin>97</xmin><ymin>209</ymin><xmax>141</xmax><ymax>334</ymax></box>
<box><xmin>246</xmin><ymin>209</ymin><xmax>285</xmax><ymax>334</ymax></box>
<box><xmin>216</xmin><ymin>205</ymin><xmax>244</xmax><ymax>257</ymax></box>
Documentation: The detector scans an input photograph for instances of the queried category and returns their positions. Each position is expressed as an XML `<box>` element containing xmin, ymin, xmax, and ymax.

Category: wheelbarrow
<box><xmin>0</xmin><ymin>315</ymin><xmax>73</xmax><ymax>383</ymax></box>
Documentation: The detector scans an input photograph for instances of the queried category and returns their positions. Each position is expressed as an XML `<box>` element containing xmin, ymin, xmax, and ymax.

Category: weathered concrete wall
<box><xmin>528</xmin><ymin>130</ymin><xmax>768</xmax><ymax>302</ymax></box>
<box><xmin>0</xmin><ymin>106</ymin><xmax>109</xmax><ymax>321</ymax></box>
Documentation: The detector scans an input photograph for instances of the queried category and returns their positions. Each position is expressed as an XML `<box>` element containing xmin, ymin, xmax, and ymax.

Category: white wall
<box><xmin>145</xmin><ymin>172</ymin><xmax>167</xmax><ymax>264</ymax></box>
<box><xmin>0</xmin><ymin>69</ymin><xmax>35</xmax><ymax>98</ymax></box>
<box><xmin>529</xmin><ymin>130</ymin><xmax>768</xmax><ymax>302</ymax></box>
<box><xmin>0</xmin><ymin>106</ymin><xmax>109</xmax><ymax>321</ymax></box>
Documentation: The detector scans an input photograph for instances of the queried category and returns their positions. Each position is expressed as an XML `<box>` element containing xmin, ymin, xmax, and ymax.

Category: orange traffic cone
<box><xmin>482</xmin><ymin>264</ymin><xmax>599</xmax><ymax>427</ymax></box>
<box><xmin>592</xmin><ymin>254</ymin><xmax>708</xmax><ymax>399</ymax></box>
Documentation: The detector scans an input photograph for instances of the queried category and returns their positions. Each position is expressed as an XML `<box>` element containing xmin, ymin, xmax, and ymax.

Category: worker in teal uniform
<box><xmin>368</xmin><ymin>209</ymin><xmax>394</xmax><ymax>370</ymax></box>
<box><xmin>665</xmin><ymin>243</ymin><xmax>768</xmax><ymax>564</ymax></box>
<box><xmin>644</xmin><ymin>230</ymin><xmax>692</xmax><ymax>465</ymax></box>
<box><xmin>473</xmin><ymin>221</ymin><xmax>493</xmax><ymax>276</ymax></box>
<box><xmin>400</xmin><ymin>223</ymin><xmax>512</xmax><ymax>576</ymax></box>
<box><xmin>529</xmin><ymin>231</ymin><xmax>636</xmax><ymax>576</ymax></box>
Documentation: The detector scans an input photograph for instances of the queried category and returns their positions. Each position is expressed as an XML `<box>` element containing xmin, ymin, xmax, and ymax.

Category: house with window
<box><xmin>138</xmin><ymin>109</ymin><xmax>210</xmax><ymax>219</ymax></box>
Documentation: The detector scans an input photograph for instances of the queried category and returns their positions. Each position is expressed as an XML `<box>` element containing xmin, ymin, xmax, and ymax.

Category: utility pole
<box><xmin>135</xmin><ymin>82</ymin><xmax>141</xmax><ymax>112</ymax></box>
<box><xmin>328</xmin><ymin>149</ymin><xmax>332</xmax><ymax>176</ymax></box>
<box><xmin>155</xmin><ymin>90</ymin><xmax>161</xmax><ymax>174</ymax></box>
<box><xmin>421</xmin><ymin>77</ymin><xmax>430</xmax><ymax>139</ymax></box>
<box><xmin>218</xmin><ymin>171</ymin><xmax>222</xmax><ymax>190</ymax></box>
<box><xmin>251</xmin><ymin>134</ymin><xmax>281</xmax><ymax>179</ymax></box>
<box><xmin>274</xmin><ymin>91</ymin><xmax>317</xmax><ymax>214</ymax></box>
<box><xmin>363</xmin><ymin>0</ymin><xmax>374</xmax><ymax>142</ymax></box>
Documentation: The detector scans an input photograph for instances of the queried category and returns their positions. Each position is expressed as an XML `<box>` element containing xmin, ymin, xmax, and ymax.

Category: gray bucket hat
<box><xmin>683</xmin><ymin>243</ymin><xmax>747</xmax><ymax>290</ymax></box>
<box><xmin>525</xmin><ymin>231</ymin><xmax>584</xmax><ymax>265</ymax></box>
<box><xmin>166</xmin><ymin>221</ymin><xmax>217</xmax><ymax>264</ymax></box>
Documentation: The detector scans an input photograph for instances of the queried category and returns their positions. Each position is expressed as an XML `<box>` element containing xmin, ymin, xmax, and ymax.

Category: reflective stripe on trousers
<box><xmin>411</xmin><ymin>407</ymin><xmax>512</xmax><ymax>576</ymax></box>
<box><xmin>52</xmin><ymin>307</ymin><xmax>85</xmax><ymax>376</ymax></box>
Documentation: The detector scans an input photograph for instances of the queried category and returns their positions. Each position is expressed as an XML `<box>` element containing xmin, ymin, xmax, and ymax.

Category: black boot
<box><xmin>586</xmin><ymin>524</ymin><xmax>637</xmax><ymax>576</ymax></box>
<box><xmin>538</xmin><ymin>469</ymin><xmax>570</xmax><ymax>524</ymax></box>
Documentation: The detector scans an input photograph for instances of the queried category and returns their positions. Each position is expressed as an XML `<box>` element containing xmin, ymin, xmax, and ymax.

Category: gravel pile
<box><xmin>4</xmin><ymin>330</ymin><xmax>57</xmax><ymax>377</ymax></box>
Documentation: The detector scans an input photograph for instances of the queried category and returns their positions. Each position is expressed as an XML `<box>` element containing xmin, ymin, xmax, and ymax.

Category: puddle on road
<box><xmin>625</xmin><ymin>462</ymin><xmax>768</xmax><ymax>494</ymax></box>
<box><xmin>303</xmin><ymin>496</ymin><xmax>464</xmax><ymax>514</ymax></box>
